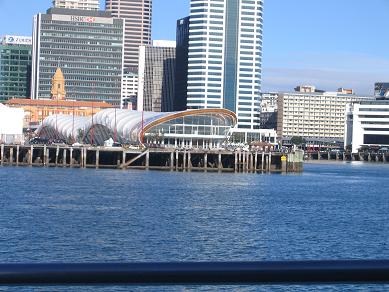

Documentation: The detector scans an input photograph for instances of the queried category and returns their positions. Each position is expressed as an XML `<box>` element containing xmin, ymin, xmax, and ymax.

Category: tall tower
<box><xmin>174</xmin><ymin>16</ymin><xmax>190</xmax><ymax>111</ymax></box>
<box><xmin>187</xmin><ymin>0</ymin><xmax>263</xmax><ymax>130</ymax></box>
<box><xmin>105</xmin><ymin>0</ymin><xmax>152</xmax><ymax>71</ymax></box>
<box><xmin>52</xmin><ymin>0</ymin><xmax>100</xmax><ymax>10</ymax></box>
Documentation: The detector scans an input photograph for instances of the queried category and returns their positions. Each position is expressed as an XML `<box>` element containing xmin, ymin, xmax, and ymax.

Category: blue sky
<box><xmin>0</xmin><ymin>0</ymin><xmax>388</xmax><ymax>95</ymax></box>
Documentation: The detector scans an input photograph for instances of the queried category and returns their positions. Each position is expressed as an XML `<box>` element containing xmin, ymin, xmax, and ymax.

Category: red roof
<box><xmin>6</xmin><ymin>98</ymin><xmax>114</xmax><ymax>108</ymax></box>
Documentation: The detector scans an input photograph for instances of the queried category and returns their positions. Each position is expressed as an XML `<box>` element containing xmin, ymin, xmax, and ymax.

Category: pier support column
<box><xmin>170</xmin><ymin>151</ymin><xmax>174</xmax><ymax>171</ymax></box>
<box><xmin>63</xmin><ymin>149</ymin><xmax>67</xmax><ymax>167</ymax></box>
<box><xmin>242</xmin><ymin>151</ymin><xmax>247</xmax><ymax>173</ymax></box>
<box><xmin>218</xmin><ymin>152</ymin><xmax>222</xmax><ymax>172</ymax></box>
<box><xmin>145</xmin><ymin>150</ymin><xmax>149</xmax><ymax>170</ymax></box>
<box><xmin>268</xmin><ymin>152</ymin><xmax>272</xmax><ymax>172</ymax></box>
<box><xmin>16</xmin><ymin>145</ymin><xmax>20</xmax><ymax>166</ymax></box>
<box><xmin>175</xmin><ymin>150</ymin><xmax>179</xmax><ymax>171</ymax></box>
<box><xmin>70</xmin><ymin>148</ymin><xmax>73</xmax><ymax>167</ymax></box>
<box><xmin>122</xmin><ymin>151</ymin><xmax>126</xmax><ymax>165</ymax></box>
<box><xmin>0</xmin><ymin>144</ymin><xmax>4</xmax><ymax>166</ymax></box>
<box><xmin>234</xmin><ymin>151</ymin><xmax>238</xmax><ymax>173</ymax></box>
<box><xmin>95</xmin><ymin>149</ymin><xmax>99</xmax><ymax>169</ymax></box>
<box><xmin>80</xmin><ymin>148</ymin><xmax>84</xmax><ymax>168</ymax></box>
<box><xmin>250</xmin><ymin>153</ymin><xmax>254</xmax><ymax>173</ymax></box>
<box><xmin>9</xmin><ymin>147</ymin><xmax>14</xmax><ymax>165</ymax></box>
<box><xmin>84</xmin><ymin>148</ymin><xmax>87</xmax><ymax>168</ymax></box>
<box><xmin>183</xmin><ymin>151</ymin><xmax>187</xmax><ymax>172</ymax></box>
<box><xmin>238</xmin><ymin>151</ymin><xmax>239</xmax><ymax>173</ymax></box>
<box><xmin>261</xmin><ymin>152</ymin><xmax>265</xmax><ymax>172</ymax></box>
<box><xmin>254</xmin><ymin>151</ymin><xmax>258</xmax><ymax>173</ymax></box>
<box><xmin>55</xmin><ymin>146</ymin><xmax>59</xmax><ymax>166</ymax></box>
<box><xmin>43</xmin><ymin>145</ymin><xmax>47</xmax><ymax>166</ymax></box>
<box><xmin>188</xmin><ymin>151</ymin><xmax>192</xmax><ymax>172</ymax></box>
<box><xmin>29</xmin><ymin>145</ymin><xmax>33</xmax><ymax>166</ymax></box>
<box><xmin>204</xmin><ymin>153</ymin><xmax>208</xmax><ymax>172</ymax></box>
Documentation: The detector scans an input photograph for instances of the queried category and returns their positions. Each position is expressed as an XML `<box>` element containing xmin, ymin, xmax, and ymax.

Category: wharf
<box><xmin>305</xmin><ymin>151</ymin><xmax>389</xmax><ymax>163</ymax></box>
<box><xmin>0</xmin><ymin>144</ymin><xmax>303</xmax><ymax>173</ymax></box>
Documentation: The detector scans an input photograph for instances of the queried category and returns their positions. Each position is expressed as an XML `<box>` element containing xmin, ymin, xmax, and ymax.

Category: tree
<box><xmin>290</xmin><ymin>136</ymin><xmax>305</xmax><ymax>146</ymax></box>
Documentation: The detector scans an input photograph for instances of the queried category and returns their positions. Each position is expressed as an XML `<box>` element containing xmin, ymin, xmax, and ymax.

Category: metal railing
<box><xmin>0</xmin><ymin>260</ymin><xmax>388</xmax><ymax>285</ymax></box>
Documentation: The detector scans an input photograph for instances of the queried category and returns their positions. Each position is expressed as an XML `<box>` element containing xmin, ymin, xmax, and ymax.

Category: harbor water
<box><xmin>0</xmin><ymin>162</ymin><xmax>388</xmax><ymax>291</ymax></box>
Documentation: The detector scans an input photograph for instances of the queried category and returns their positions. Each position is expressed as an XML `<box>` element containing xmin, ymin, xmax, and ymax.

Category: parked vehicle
<box><xmin>28</xmin><ymin>137</ymin><xmax>50</xmax><ymax>145</ymax></box>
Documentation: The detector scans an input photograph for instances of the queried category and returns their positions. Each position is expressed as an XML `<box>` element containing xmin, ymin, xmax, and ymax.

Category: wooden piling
<box><xmin>9</xmin><ymin>147</ymin><xmax>14</xmax><ymax>165</ymax></box>
<box><xmin>43</xmin><ymin>145</ymin><xmax>47</xmax><ymax>166</ymax></box>
<box><xmin>268</xmin><ymin>153</ymin><xmax>272</xmax><ymax>172</ymax></box>
<box><xmin>96</xmin><ymin>149</ymin><xmax>100</xmax><ymax>169</ymax></box>
<box><xmin>170</xmin><ymin>151</ymin><xmax>174</xmax><ymax>171</ymax></box>
<box><xmin>261</xmin><ymin>152</ymin><xmax>265</xmax><ymax>172</ymax></box>
<box><xmin>234</xmin><ymin>151</ymin><xmax>238</xmax><ymax>173</ymax></box>
<box><xmin>15</xmin><ymin>145</ymin><xmax>20</xmax><ymax>166</ymax></box>
<box><xmin>63</xmin><ymin>149</ymin><xmax>67</xmax><ymax>167</ymax></box>
<box><xmin>0</xmin><ymin>144</ymin><xmax>3</xmax><ymax>166</ymax></box>
<box><xmin>254</xmin><ymin>151</ymin><xmax>258</xmax><ymax>173</ymax></box>
<box><xmin>145</xmin><ymin>150</ymin><xmax>149</xmax><ymax>170</ymax></box>
<box><xmin>183</xmin><ymin>150</ymin><xmax>187</xmax><ymax>172</ymax></box>
<box><xmin>55</xmin><ymin>146</ymin><xmax>59</xmax><ymax>166</ymax></box>
<box><xmin>188</xmin><ymin>151</ymin><xmax>192</xmax><ymax>172</ymax></box>
<box><xmin>175</xmin><ymin>150</ymin><xmax>179</xmax><ymax>171</ymax></box>
<box><xmin>218</xmin><ymin>152</ymin><xmax>222</xmax><ymax>172</ymax></box>
<box><xmin>29</xmin><ymin>145</ymin><xmax>33</xmax><ymax>166</ymax></box>
<box><xmin>70</xmin><ymin>148</ymin><xmax>73</xmax><ymax>167</ymax></box>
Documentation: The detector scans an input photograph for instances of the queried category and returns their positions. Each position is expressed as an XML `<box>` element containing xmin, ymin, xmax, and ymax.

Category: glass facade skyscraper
<box><xmin>187</xmin><ymin>0</ymin><xmax>263</xmax><ymax>129</ymax></box>
<box><xmin>105</xmin><ymin>0</ymin><xmax>152</xmax><ymax>71</ymax></box>
<box><xmin>174</xmin><ymin>16</ymin><xmax>190</xmax><ymax>111</ymax></box>
<box><xmin>31</xmin><ymin>8</ymin><xmax>124</xmax><ymax>106</ymax></box>
<box><xmin>0</xmin><ymin>36</ymin><xmax>32</xmax><ymax>102</ymax></box>
<box><xmin>138</xmin><ymin>41</ymin><xmax>176</xmax><ymax>112</ymax></box>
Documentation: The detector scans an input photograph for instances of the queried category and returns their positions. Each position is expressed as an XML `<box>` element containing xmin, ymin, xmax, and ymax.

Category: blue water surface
<box><xmin>0</xmin><ymin>161</ymin><xmax>388</xmax><ymax>291</ymax></box>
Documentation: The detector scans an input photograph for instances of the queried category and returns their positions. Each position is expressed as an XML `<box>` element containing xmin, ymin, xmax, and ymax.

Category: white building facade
<box><xmin>345</xmin><ymin>100</ymin><xmax>389</xmax><ymax>153</ymax></box>
<box><xmin>187</xmin><ymin>0</ymin><xmax>263</xmax><ymax>130</ymax></box>
<box><xmin>121</xmin><ymin>71</ymin><xmax>138</xmax><ymax>109</ymax></box>
<box><xmin>0</xmin><ymin>104</ymin><xmax>24</xmax><ymax>144</ymax></box>
<box><xmin>52</xmin><ymin>0</ymin><xmax>100</xmax><ymax>10</ymax></box>
<box><xmin>277</xmin><ymin>91</ymin><xmax>374</xmax><ymax>143</ymax></box>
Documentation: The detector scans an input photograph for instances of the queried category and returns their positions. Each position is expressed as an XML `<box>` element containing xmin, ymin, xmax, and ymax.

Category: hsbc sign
<box><xmin>52</xmin><ymin>14</ymin><xmax>113</xmax><ymax>24</ymax></box>
<box><xmin>70</xmin><ymin>16</ymin><xmax>96</xmax><ymax>23</ymax></box>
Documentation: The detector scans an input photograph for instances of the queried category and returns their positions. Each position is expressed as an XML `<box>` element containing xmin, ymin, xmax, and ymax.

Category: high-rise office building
<box><xmin>0</xmin><ymin>35</ymin><xmax>32</xmax><ymax>102</ymax></box>
<box><xmin>137</xmin><ymin>41</ymin><xmax>176</xmax><ymax>112</ymax></box>
<box><xmin>105</xmin><ymin>0</ymin><xmax>152</xmax><ymax>70</ymax></box>
<box><xmin>53</xmin><ymin>0</ymin><xmax>100</xmax><ymax>10</ymax></box>
<box><xmin>31</xmin><ymin>8</ymin><xmax>124</xmax><ymax>106</ymax></box>
<box><xmin>187</xmin><ymin>0</ymin><xmax>263</xmax><ymax>130</ymax></box>
<box><xmin>174</xmin><ymin>16</ymin><xmax>190</xmax><ymax>111</ymax></box>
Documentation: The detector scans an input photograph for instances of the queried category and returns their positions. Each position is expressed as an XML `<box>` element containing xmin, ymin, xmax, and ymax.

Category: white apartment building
<box><xmin>121</xmin><ymin>71</ymin><xmax>138</xmax><ymax>108</ymax></box>
<box><xmin>277</xmin><ymin>91</ymin><xmax>374</xmax><ymax>143</ymax></box>
<box><xmin>52</xmin><ymin>0</ymin><xmax>100</xmax><ymax>10</ymax></box>
<box><xmin>345</xmin><ymin>100</ymin><xmax>389</xmax><ymax>153</ymax></box>
<box><xmin>187</xmin><ymin>0</ymin><xmax>263</xmax><ymax>130</ymax></box>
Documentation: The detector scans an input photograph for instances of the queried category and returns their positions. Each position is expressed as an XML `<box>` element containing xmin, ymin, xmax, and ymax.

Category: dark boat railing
<box><xmin>0</xmin><ymin>260</ymin><xmax>389</xmax><ymax>285</ymax></box>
